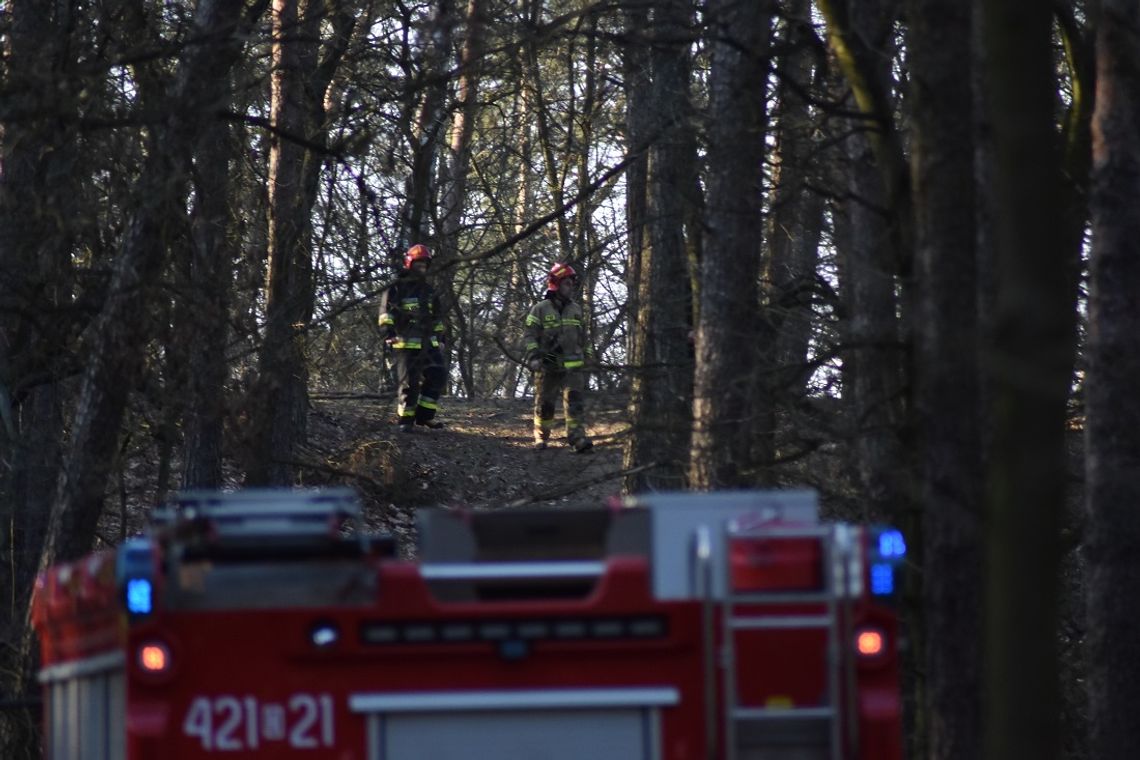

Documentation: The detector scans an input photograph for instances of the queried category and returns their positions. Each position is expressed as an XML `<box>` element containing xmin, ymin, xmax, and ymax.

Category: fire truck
<box><xmin>32</xmin><ymin>488</ymin><xmax>907</xmax><ymax>759</ymax></box>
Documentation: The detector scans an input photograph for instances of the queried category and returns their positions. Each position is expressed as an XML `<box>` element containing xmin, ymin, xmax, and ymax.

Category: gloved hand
<box><xmin>527</xmin><ymin>357</ymin><xmax>543</xmax><ymax>372</ymax></box>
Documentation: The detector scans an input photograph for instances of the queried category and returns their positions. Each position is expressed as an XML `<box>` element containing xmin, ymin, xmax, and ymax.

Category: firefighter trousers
<box><xmin>534</xmin><ymin>368</ymin><xmax>588</xmax><ymax>444</ymax></box>
<box><xmin>392</xmin><ymin>347</ymin><xmax>445</xmax><ymax>426</ymax></box>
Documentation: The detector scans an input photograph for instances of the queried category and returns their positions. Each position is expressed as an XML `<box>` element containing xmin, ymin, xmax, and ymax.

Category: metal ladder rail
<box><xmin>153</xmin><ymin>489</ymin><xmax>364</xmax><ymax>540</ymax></box>
<box><xmin>720</xmin><ymin>523</ymin><xmax>845</xmax><ymax>760</ymax></box>
<box><xmin>691</xmin><ymin>525</ymin><xmax>718</xmax><ymax>760</ymax></box>
<box><xmin>156</xmin><ymin>490</ymin><xmax>383</xmax><ymax>611</ymax></box>
<box><xmin>155</xmin><ymin>490</ymin><xmax>373</xmax><ymax>595</ymax></box>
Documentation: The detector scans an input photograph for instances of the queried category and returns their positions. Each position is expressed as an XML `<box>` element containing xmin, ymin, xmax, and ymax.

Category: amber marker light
<box><xmin>855</xmin><ymin>628</ymin><xmax>885</xmax><ymax>658</ymax></box>
<box><xmin>138</xmin><ymin>642</ymin><xmax>171</xmax><ymax>673</ymax></box>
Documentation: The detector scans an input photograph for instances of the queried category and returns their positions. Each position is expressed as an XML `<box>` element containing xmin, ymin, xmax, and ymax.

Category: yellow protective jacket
<box><xmin>379</xmin><ymin>274</ymin><xmax>445</xmax><ymax>350</ymax></box>
<box><xmin>523</xmin><ymin>293</ymin><xmax>593</xmax><ymax>370</ymax></box>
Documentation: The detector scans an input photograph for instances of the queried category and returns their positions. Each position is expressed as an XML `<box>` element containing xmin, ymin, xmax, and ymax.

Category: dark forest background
<box><xmin>3</xmin><ymin>1</ymin><xmax>1139</xmax><ymax>758</ymax></box>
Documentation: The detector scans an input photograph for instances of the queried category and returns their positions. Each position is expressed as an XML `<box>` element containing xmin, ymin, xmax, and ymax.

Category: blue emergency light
<box><xmin>877</xmin><ymin>529</ymin><xmax>907</xmax><ymax>559</ymax></box>
<box><xmin>126</xmin><ymin>578</ymin><xmax>153</xmax><ymax>615</ymax></box>
<box><xmin>870</xmin><ymin>563</ymin><xmax>895</xmax><ymax>595</ymax></box>
<box><xmin>117</xmin><ymin>538</ymin><xmax>156</xmax><ymax>618</ymax></box>
<box><xmin>869</xmin><ymin>527</ymin><xmax>906</xmax><ymax>597</ymax></box>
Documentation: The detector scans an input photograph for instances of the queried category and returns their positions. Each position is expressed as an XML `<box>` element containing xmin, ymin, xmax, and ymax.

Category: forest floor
<box><xmin>303</xmin><ymin>392</ymin><xmax>633</xmax><ymax>553</ymax></box>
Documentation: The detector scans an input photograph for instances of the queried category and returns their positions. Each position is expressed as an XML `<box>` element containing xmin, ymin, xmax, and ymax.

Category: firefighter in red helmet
<box><xmin>379</xmin><ymin>244</ymin><xmax>447</xmax><ymax>431</ymax></box>
<box><xmin>522</xmin><ymin>262</ymin><xmax>594</xmax><ymax>452</ymax></box>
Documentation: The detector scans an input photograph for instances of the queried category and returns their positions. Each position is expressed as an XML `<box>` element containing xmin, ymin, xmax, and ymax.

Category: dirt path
<box><xmin>306</xmin><ymin>393</ymin><xmax>631</xmax><ymax>548</ymax></box>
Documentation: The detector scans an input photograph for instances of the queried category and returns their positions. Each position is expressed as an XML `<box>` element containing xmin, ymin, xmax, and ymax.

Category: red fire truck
<box><xmin>32</xmin><ymin>488</ymin><xmax>907</xmax><ymax>759</ymax></box>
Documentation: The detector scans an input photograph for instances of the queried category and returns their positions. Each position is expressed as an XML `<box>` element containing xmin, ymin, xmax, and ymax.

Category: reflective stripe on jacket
<box><xmin>379</xmin><ymin>275</ymin><xmax>445</xmax><ymax>349</ymax></box>
<box><xmin>523</xmin><ymin>294</ymin><xmax>592</xmax><ymax>370</ymax></box>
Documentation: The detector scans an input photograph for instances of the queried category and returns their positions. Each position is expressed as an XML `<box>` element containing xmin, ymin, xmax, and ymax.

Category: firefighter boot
<box><xmin>414</xmin><ymin>395</ymin><xmax>444</xmax><ymax>429</ymax></box>
<box><xmin>569</xmin><ymin>432</ymin><xmax>593</xmax><ymax>453</ymax></box>
<box><xmin>535</xmin><ymin>412</ymin><xmax>553</xmax><ymax>450</ymax></box>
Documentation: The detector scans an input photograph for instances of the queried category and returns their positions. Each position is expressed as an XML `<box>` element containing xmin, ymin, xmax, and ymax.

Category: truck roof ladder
<box><xmin>718</xmin><ymin>521</ymin><xmax>853</xmax><ymax>760</ymax></box>
<box><xmin>151</xmin><ymin>489</ymin><xmax>388</xmax><ymax>610</ymax></box>
<box><xmin>153</xmin><ymin>488</ymin><xmax>365</xmax><ymax>540</ymax></box>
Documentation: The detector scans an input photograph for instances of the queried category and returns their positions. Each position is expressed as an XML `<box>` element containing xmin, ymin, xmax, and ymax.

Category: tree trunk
<box><xmin>624</xmin><ymin>0</ymin><xmax>696</xmax><ymax>491</ymax></box>
<box><xmin>182</xmin><ymin>88</ymin><xmax>242</xmax><ymax>488</ymax></box>
<box><xmin>622</xmin><ymin>0</ymin><xmax>650</xmax><ymax>401</ymax></box>
<box><xmin>690</xmin><ymin>0</ymin><xmax>772</xmax><ymax>489</ymax></box>
<box><xmin>34</xmin><ymin>0</ymin><xmax>261</xmax><ymax>555</ymax></box>
<box><xmin>1085</xmin><ymin>1</ymin><xmax>1140</xmax><ymax>754</ymax></box>
<box><xmin>821</xmin><ymin>0</ymin><xmax>912</xmax><ymax>521</ymax></box>
<box><xmin>501</xmin><ymin>82</ymin><xmax>538</xmax><ymax>397</ymax></box>
<box><xmin>19</xmin><ymin>15</ymin><xmax>264</xmax><ymax>743</ymax></box>
<box><xmin>0</xmin><ymin>2</ymin><xmax>78</xmax><ymax>674</ymax></box>
<box><xmin>249</xmin><ymin>0</ymin><xmax>358</xmax><ymax>484</ymax></box>
<box><xmin>437</xmin><ymin>0</ymin><xmax>486</xmax><ymax>398</ymax></box>
<box><xmin>573</xmin><ymin>9</ymin><xmax>602</xmax><ymax>359</ymax></box>
<box><xmin>524</xmin><ymin>0</ymin><xmax>572</xmax><ymax>256</ymax></box>
<box><xmin>766</xmin><ymin>0</ymin><xmax>823</xmax><ymax>405</ymax></box>
<box><xmin>907</xmin><ymin>1</ymin><xmax>982</xmax><ymax>758</ymax></box>
<box><xmin>816</xmin><ymin>0</ymin><xmax>912</xmax><ymax>260</ymax></box>
<box><xmin>978</xmin><ymin>1</ymin><xmax>1077</xmax><ymax>757</ymax></box>
<box><xmin>838</xmin><ymin>127</ymin><xmax>907</xmax><ymax>516</ymax></box>
<box><xmin>249</xmin><ymin>0</ymin><xmax>318</xmax><ymax>484</ymax></box>
<box><xmin>820</xmin><ymin>0</ymin><xmax>914</xmax><ymax>526</ymax></box>
<box><xmin>401</xmin><ymin>0</ymin><xmax>455</xmax><ymax>247</ymax></box>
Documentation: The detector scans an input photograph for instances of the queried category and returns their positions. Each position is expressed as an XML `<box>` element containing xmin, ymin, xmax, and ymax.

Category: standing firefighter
<box><xmin>523</xmin><ymin>262</ymin><xmax>594</xmax><ymax>452</ymax></box>
<box><xmin>379</xmin><ymin>244</ymin><xmax>447</xmax><ymax>431</ymax></box>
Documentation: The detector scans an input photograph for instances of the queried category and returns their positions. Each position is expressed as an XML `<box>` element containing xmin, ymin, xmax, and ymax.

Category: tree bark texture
<box><xmin>826</xmin><ymin>0</ymin><xmax>911</xmax><ymax>521</ymax></box>
<box><xmin>978</xmin><ymin>1</ymin><xmax>1077</xmax><ymax>758</ymax></box>
<box><xmin>0</xmin><ymin>5</ymin><xmax>105</xmax><ymax>753</ymax></box>
<box><xmin>402</xmin><ymin>0</ymin><xmax>455</xmax><ymax>247</ymax></box>
<box><xmin>624</xmin><ymin>0</ymin><xmax>696</xmax><ymax>492</ymax></box>
<box><xmin>1085</xmin><ymin>2</ymin><xmax>1140</xmax><ymax>755</ymax></box>
<box><xmin>18</xmin><ymin>11</ymin><xmax>266</xmax><ymax>735</ymax></box>
<box><xmin>573</xmin><ymin>8</ymin><xmax>601</xmax><ymax>269</ymax></box>
<box><xmin>438</xmin><ymin>0</ymin><xmax>486</xmax><ymax>398</ymax></box>
<box><xmin>250</xmin><ymin>0</ymin><xmax>319</xmax><ymax>484</ymax></box>
<box><xmin>816</xmin><ymin>0</ymin><xmax>913</xmax><ymax>265</ymax></box>
<box><xmin>907</xmin><ymin>1</ymin><xmax>982</xmax><ymax>758</ymax></box>
<box><xmin>0</xmin><ymin>0</ymin><xmax>79</xmax><ymax>647</ymax></box>
<box><xmin>499</xmin><ymin>84</ymin><xmax>538</xmax><ymax>397</ymax></box>
<box><xmin>182</xmin><ymin>97</ymin><xmax>241</xmax><ymax>489</ymax></box>
<box><xmin>690</xmin><ymin>0</ymin><xmax>773</xmax><ymax>489</ymax></box>
<box><xmin>439</xmin><ymin>0</ymin><xmax>485</xmax><ymax>252</ymax></box>
<box><xmin>523</xmin><ymin>0</ymin><xmax>573</xmax><ymax>256</ymax></box>
<box><xmin>622</xmin><ymin>0</ymin><xmax>650</xmax><ymax>414</ymax></box>
<box><xmin>36</xmin><ymin>0</ymin><xmax>260</xmax><ymax>564</ymax></box>
<box><xmin>838</xmin><ymin>124</ymin><xmax>907</xmax><ymax>516</ymax></box>
<box><xmin>572</xmin><ymin>10</ymin><xmax>603</xmax><ymax>365</ymax></box>
<box><xmin>250</xmin><ymin>0</ymin><xmax>357</xmax><ymax>485</ymax></box>
<box><xmin>766</xmin><ymin>0</ymin><xmax>824</xmax><ymax>404</ymax></box>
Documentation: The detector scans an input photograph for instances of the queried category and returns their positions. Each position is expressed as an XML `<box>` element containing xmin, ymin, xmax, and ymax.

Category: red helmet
<box><xmin>404</xmin><ymin>244</ymin><xmax>432</xmax><ymax>269</ymax></box>
<box><xmin>546</xmin><ymin>262</ymin><xmax>579</xmax><ymax>292</ymax></box>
